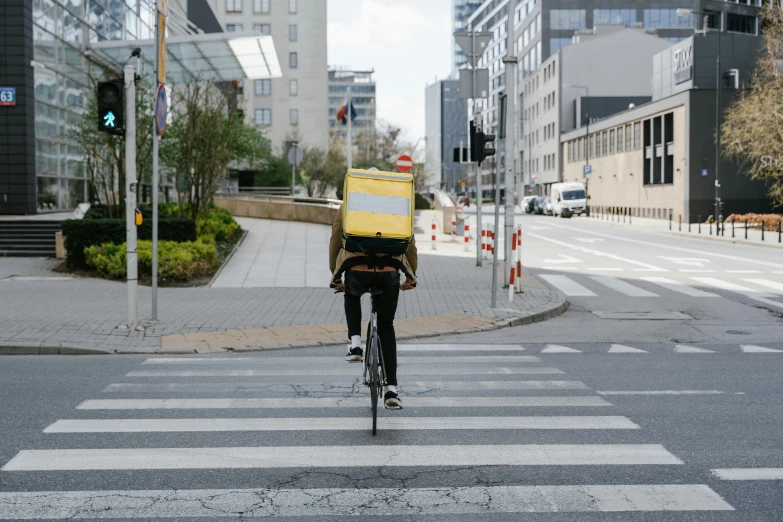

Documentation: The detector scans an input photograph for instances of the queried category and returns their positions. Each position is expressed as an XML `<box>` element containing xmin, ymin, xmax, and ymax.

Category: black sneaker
<box><xmin>345</xmin><ymin>346</ymin><xmax>363</xmax><ymax>362</ymax></box>
<box><xmin>384</xmin><ymin>390</ymin><xmax>403</xmax><ymax>410</ymax></box>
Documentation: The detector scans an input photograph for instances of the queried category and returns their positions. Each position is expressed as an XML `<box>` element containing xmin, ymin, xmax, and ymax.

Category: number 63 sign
<box><xmin>0</xmin><ymin>87</ymin><xmax>17</xmax><ymax>107</ymax></box>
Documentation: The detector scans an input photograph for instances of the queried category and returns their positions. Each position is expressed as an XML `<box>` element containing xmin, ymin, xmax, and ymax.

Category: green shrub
<box><xmin>197</xmin><ymin>214</ymin><xmax>240</xmax><ymax>242</ymax></box>
<box><xmin>62</xmin><ymin>218</ymin><xmax>197</xmax><ymax>269</ymax></box>
<box><xmin>86</xmin><ymin>239</ymin><xmax>219</xmax><ymax>282</ymax></box>
<box><xmin>414</xmin><ymin>192</ymin><xmax>432</xmax><ymax>210</ymax></box>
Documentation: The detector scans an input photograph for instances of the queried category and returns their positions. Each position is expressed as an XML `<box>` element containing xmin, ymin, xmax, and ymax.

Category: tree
<box><xmin>298</xmin><ymin>145</ymin><xmax>346</xmax><ymax>197</ymax></box>
<box><xmin>722</xmin><ymin>8</ymin><xmax>783</xmax><ymax>209</ymax></box>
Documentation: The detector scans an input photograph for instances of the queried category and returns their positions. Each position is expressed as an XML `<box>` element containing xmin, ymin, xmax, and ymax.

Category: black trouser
<box><xmin>344</xmin><ymin>270</ymin><xmax>400</xmax><ymax>386</ymax></box>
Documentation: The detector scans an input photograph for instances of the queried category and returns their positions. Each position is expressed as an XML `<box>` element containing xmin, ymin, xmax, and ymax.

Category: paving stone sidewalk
<box><xmin>0</xmin><ymin>220</ymin><xmax>566</xmax><ymax>355</ymax></box>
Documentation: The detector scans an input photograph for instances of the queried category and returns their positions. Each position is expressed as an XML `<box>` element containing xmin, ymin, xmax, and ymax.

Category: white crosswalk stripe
<box><xmin>691</xmin><ymin>277</ymin><xmax>772</xmax><ymax>295</ymax></box>
<box><xmin>641</xmin><ymin>276</ymin><xmax>719</xmax><ymax>297</ymax></box>
<box><xmin>743</xmin><ymin>278</ymin><xmax>783</xmax><ymax>294</ymax></box>
<box><xmin>539</xmin><ymin>274</ymin><xmax>597</xmax><ymax>296</ymax></box>
<box><xmin>741</xmin><ymin>345</ymin><xmax>783</xmax><ymax>353</ymax></box>
<box><xmin>675</xmin><ymin>345</ymin><xmax>716</xmax><ymax>353</ymax></box>
<box><xmin>0</xmin><ymin>346</ymin><xmax>737</xmax><ymax>517</ymax></box>
<box><xmin>589</xmin><ymin>275</ymin><xmax>659</xmax><ymax>297</ymax></box>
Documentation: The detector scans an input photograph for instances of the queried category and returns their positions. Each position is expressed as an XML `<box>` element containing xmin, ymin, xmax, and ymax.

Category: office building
<box><xmin>561</xmin><ymin>33</ymin><xmax>771</xmax><ymax>221</ymax></box>
<box><xmin>452</xmin><ymin>0</ymin><xmax>485</xmax><ymax>74</ymax></box>
<box><xmin>207</xmin><ymin>0</ymin><xmax>328</xmax><ymax>152</ymax></box>
<box><xmin>425</xmin><ymin>79</ymin><xmax>470</xmax><ymax>191</ymax></box>
<box><xmin>328</xmin><ymin>67</ymin><xmax>376</xmax><ymax>154</ymax></box>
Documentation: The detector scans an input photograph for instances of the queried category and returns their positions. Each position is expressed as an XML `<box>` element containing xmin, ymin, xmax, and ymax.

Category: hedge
<box><xmin>62</xmin><ymin>218</ymin><xmax>197</xmax><ymax>269</ymax></box>
<box><xmin>414</xmin><ymin>192</ymin><xmax>432</xmax><ymax>210</ymax></box>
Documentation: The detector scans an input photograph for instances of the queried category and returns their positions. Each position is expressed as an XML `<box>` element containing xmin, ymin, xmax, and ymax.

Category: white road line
<box><xmin>588</xmin><ymin>267</ymin><xmax>625</xmax><ymax>272</ymax></box>
<box><xmin>398</xmin><ymin>344</ymin><xmax>525</xmax><ymax>351</ymax></box>
<box><xmin>743</xmin><ymin>278</ymin><xmax>783</xmax><ymax>294</ymax></box>
<box><xmin>712</xmin><ymin>468</ymin><xmax>783</xmax><ymax>480</ymax></box>
<box><xmin>541</xmin><ymin>345</ymin><xmax>582</xmax><ymax>353</ymax></box>
<box><xmin>690</xmin><ymin>277</ymin><xmax>772</xmax><ymax>295</ymax></box>
<box><xmin>75</xmin><ymin>396</ymin><xmax>613</xmax><ymax>410</ymax></box>
<box><xmin>408</xmin><ymin>380</ymin><xmax>589</xmax><ymax>390</ymax></box>
<box><xmin>641</xmin><ymin>277</ymin><xmax>719</xmax><ymax>297</ymax></box>
<box><xmin>678</xmin><ymin>269</ymin><xmax>716</xmax><ymax>273</ymax></box>
<box><xmin>139</xmin><ymin>355</ymin><xmax>542</xmax><ymax>365</ymax></box>
<box><xmin>541</xmin><ymin>266</ymin><xmax>580</xmax><ymax>271</ymax></box>
<box><xmin>608</xmin><ymin>344</ymin><xmax>648</xmax><ymax>354</ymax></box>
<box><xmin>1</xmin><ymin>444</ymin><xmax>683</xmax><ymax>471</ymax></box>
<box><xmin>741</xmin><ymin>345</ymin><xmax>783</xmax><ymax>353</ymax></box>
<box><xmin>126</xmin><ymin>367</ymin><xmax>554</xmax><ymax>377</ymax></box>
<box><xmin>589</xmin><ymin>276</ymin><xmax>659</xmax><ymax>297</ymax></box>
<box><xmin>44</xmin><ymin>416</ymin><xmax>639</xmax><ymax>433</ymax></box>
<box><xmin>0</xmin><ymin>484</ymin><xmax>734</xmax><ymax>518</ymax></box>
<box><xmin>674</xmin><ymin>345</ymin><xmax>716</xmax><ymax>353</ymax></box>
<box><xmin>726</xmin><ymin>270</ymin><xmax>762</xmax><ymax>274</ymax></box>
<box><xmin>539</xmin><ymin>275</ymin><xmax>597</xmax><ymax>296</ymax></box>
<box><xmin>598</xmin><ymin>390</ymin><xmax>731</xmax><ymax>396</ymax></box>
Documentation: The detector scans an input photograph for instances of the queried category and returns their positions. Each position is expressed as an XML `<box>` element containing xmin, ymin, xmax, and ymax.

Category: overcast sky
<box><xmin>327</xmin><ymin>0</ymin><xmax>452</xmax><ymax>143</ymax></box>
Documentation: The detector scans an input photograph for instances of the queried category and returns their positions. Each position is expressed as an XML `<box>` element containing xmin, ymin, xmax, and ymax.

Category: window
<box><xmin>617</xmin><ymin>126</ymin><xmax>624</xmax><ymax>153</ymax></box>
<box><xmin>226</xmin><ymin>24</ymin><xmax>242</xmax><ymax>32</ymax></box>
<box><xmin>727</xmin><ymin>13</ymin><xmax>756</xmax><ymax>34</ymax></box>
<box><xmin>253</xmin><ymin>23</ymin><xmax>271</xmax><ymax>35</ymax></box>
<box><xmin>609</xmin><ymin>129</ymin><xmax>615</xmax><ymax>154</ymax></box>
<box><xmin>550</xmin><ymin>9</ymin><xmax>586</xmax><ymax>30</ymax></box>
<box><xmin>643</xmin><ymin>9</ymin><xmax>692</xmax><ymax>28</ymax></box>
<box><xmin>289</xmin><ymin>0</ymin><xmax>297</xmax><ymax>14</ymax></box>
<box><xmin>705</xmin><ymin>11</ymin><xmax>721</xmax><ymax>30</ymax></box>
<box><xmin>290</xmin><ymin>109</ymin><xmax>298</xmax><ymax>125</ymax></box>
<box><xmin>253</xmin><ymin>0</ymin><xmax>269</xmax><ymax>13</ymax></box>
<box><xmin>255</xmin><ymin>108</ymin><xmax>271</xmax><ymax>125</ymax></box>
<box><xmin>255</xmin><ymin>79</ymin><xmax>271</xmax><ymax>95</ymax></box>
<box><xmin>633</xmin><ymin>122</ymin><xmax>641</xmax><ymax>149</ymax></box>
<box><xmin>289</xmin><ymin>52</ymin><xmax>298</xmax><ymax>68</ymax></box>
<box><xmin>625</xmin><ymin>123</ymin><xmax>632</xmax><ymax>151</ymax></box>
<box><xmin>290</xmin><ymin>79</ymin><xmax>298</xmax><ymax>96</ymax></box>
<box><xmin>593</xmin><ymin>9</ymin><xmax>636</xmax><ymax>25</ymax></box>
<box><xmin>550</xmin><ymin>38</ymin><xmax>571</xmax><ymax>53</ymax></box>
<box><xmin>226</xmin><ymin>0</ymin><xmax>242</xmax><ymax>12</ymax></box>
<box><xmin>602</xmin><ymin>131</ymin><xmax>608</xmax><ymax>155</ymax></box>
<box><xmin>289</xmin><ymin>24</ymin><xmax>297</xmax><ymax>41</ymax></box>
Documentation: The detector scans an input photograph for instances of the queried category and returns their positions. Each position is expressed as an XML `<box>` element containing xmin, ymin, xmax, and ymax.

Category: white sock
<box><xmin>350</xmin><ymin>335</ymin><xmax>361</xmax><ymax>348</ymax></box>
<box><xmin>385</xmin><ymin>385</ymin><xmax>397</xmax><ymax>394</ymax></box>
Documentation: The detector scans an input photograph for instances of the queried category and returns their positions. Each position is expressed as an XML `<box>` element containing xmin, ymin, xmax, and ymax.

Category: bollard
<box><xmin>688</xmin><ymin>215</ymin><xmax>691</xmax><ymax>233</ymax></box>
<box><xmin>508</xmin><ymin>265</ymin><xmax>515</xmax><ymax>303</ymax></box>
<box><xmin>710</xmin><ymin>221</ymin><xmax>712</xmax><ymax>235</ymax></box>
<box><xmin>720</xmin><ymin>214</ymin><xmax>724</xmax><ymax>237</ymax></box>
<box><xmin>511</xmin><ymin>230</ymin><xmax>517</xmax><ymax>273</ymax></box>
<box><xmin>679</xmin><ymin>214</ymin><xmax>682</xmax><ymax>232</ymax></box>
<box><xmin>481</xmin><ymin>226</ymin><xmax>487</xmax><ymax>258</ymax></box>
<box><xmin>745</xmin><ymin>219</ymin><xmax>748</xmax><ymax>240</ymax></box>
<box><xmin>431</xmin><ymin>218</ymin><xmax>437</xmax><ymax>250</ymax></box>
<box><xmin>732</xmin><ymin>219</ymin><xmax>735</xmax><ymax>238</ymax></box>
<box><xmin>698</xmin><ymin>216</ymin><xmax>701</xmax><ymax>234</ymax></box>
<box><xmin>623</xmin><ymin>209</ymin><xmax>626</xmax><ymax>223</ymax></box>
<box><xmin>464</xmin><ymin>224</ymin><xmax>470</xmax><ymax>251</ymax></box>
<box><xmin>762</xmin><ymin>221</ymin><xmax>765</xmax><ymax>241</ymax></box>
<box><xmin>451</xmin><ymin>214</ymin><xmax>456</xmax><ymax>237</ymax></box>
<box><xmin>779</xmin><ymin>219</ymin><xmax>782</xmax><ymax>243</ymax></box>
<box><xmin>516</xmin><ymin>224</ymin><xmax>523</xmax><ymax>293</ymax></box>
<box><xmin>669</xmin><ymin>212</ymin><xmax>672</xmax><ymax>231</ymax></box>
<box><xmin>629</xmin><ymin>208</ymin><xmax>632</xmax><ymax>225</ymax></box>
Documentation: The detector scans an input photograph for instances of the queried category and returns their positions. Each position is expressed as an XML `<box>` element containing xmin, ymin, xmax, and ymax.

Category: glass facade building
<box><xmin>452</xmin><ymin>0</ymin><xmax>484</xmax><ymax>74</ymax></box>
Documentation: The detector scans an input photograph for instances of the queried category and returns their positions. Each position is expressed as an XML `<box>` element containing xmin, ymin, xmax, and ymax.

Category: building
<box><xmin>425</xmin><ymin>79</ymin><xmax>470</xmax><ymax>192</ymax></box>
<box><xmin>452</xmin><ymin>0</ymin><xmax>485</xmax><ymax>74</ymax></box>
<box><xmin>328</xmin><ymin>67</ymin><xmax>376</xmax><ymax>153</ymax></box>
<box><xmin>207</xmin><ymin>0</ymin><xmax>328</xmax><ymax>153</ymax></box>
<box><xmin>520</xmin><ymin>26</ymin><xmax>671</xmax><ymax>195</ymax></box>
<box><xmin>561</xmin><ymin>33</ymin><xmax>771</xmax><ymax>222</ymax></box>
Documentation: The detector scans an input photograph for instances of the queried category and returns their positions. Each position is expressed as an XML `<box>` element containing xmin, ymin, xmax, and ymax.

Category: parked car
<box><xmin>534</xmin><ymin>197</ymin><xmax>547</xmax><ymax>215</ymax></box>
<box><xmin>457</xmin><ymin>194</ymin><xmax>470</xmax><ymax>207</ymax></box>
<box><xmin>544</xmin><ymin>197</ymin><xmax>554</xmax><ymax>216</ymax></box>
<box><xmin>522</xmin><ymin>196</ymin><xmax>537</xmax><ymax>214</ymax></box>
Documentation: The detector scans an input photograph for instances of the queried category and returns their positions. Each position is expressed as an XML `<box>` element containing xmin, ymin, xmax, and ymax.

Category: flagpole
<box><xmin>346</xmin><ymin>87</ymin><xmax>352</xmax><ymax>170</ymax></box>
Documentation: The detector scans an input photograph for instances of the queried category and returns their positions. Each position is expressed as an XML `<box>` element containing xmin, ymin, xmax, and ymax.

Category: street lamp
<box><xmin>678</xmin><ymin>8</ymin><xmax>722</xmax><ymax>232</ymax></box>
<box><xmin>565</xmin><ymin>83</ymin><xmax>590</xmax><ymax>215</ymax></box>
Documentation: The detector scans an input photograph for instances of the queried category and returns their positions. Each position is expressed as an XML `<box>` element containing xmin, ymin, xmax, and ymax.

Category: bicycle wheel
<box><xmin>369</xmin><ymin>325</ymin><xmax>379</xmax><ymax>435</ymax></box>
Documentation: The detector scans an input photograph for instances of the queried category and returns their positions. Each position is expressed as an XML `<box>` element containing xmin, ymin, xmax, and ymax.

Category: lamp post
<box><xmin>678</xmin><ymin>8</ymin><xmax>722</xmax><ymax>232</ymax></box>
<box><xmin>566</xmin><ymin>84</ymin><xmax>590</xmax><ymax>214</ymax></box>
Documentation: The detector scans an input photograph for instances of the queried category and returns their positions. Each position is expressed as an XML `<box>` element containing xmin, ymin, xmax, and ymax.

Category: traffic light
<box><xmin>97</xmin><ymin>80</ymin><xmax>124</xmax><ymax>136</ymax></box>
<box><xmin>470</xmin><ymin>119</ymin><xmax>496</xmax><ymax>166</ymax></box>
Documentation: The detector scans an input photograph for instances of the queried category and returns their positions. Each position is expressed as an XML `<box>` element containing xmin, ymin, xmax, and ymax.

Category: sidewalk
<box><xmin>0</xmin><ymin>214</ymin><xmax>566</xmax><ymax>355</ymax></box>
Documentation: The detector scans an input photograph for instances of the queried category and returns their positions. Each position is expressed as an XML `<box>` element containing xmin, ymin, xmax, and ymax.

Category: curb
<box><xmin>208</xmin><ymin>229</ymin><xmax>249</xmax><ymax>287</ymax></box>
<box><xmin>0</xmin><ymin>344</ymin><xmax>113</xmax><ymax>355</ymax></box>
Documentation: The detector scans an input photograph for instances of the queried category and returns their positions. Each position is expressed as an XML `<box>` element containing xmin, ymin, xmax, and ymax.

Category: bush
<box><xmin>197</xmin><ymin>208</ymin><xmax>241</xmax><ymax>242</ymax></box>
<box><xmin>85</xmin><ymin>239</ymin><xmax>219</xmax><ymax>282</ymax></box>
<box><xmin>414</xmin><ymin>192</ymin><xmax>432</xmax><ymax>210</ymax></box>
<box><xmin>62</xmin><ymin>218</ymin><xmax>197</xmax><ymax>269</ymax></box>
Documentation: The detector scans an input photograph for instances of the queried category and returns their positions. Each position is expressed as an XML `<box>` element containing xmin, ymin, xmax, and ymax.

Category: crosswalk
<box><xmin>539</xmin><ymin>272</ymin><xmax>783</xmax><ymax>302</ymax></box>
<box><xmin>0</xmin><ymin>344</ymin><xmax>740</xmax><ymax>518</ymax></box>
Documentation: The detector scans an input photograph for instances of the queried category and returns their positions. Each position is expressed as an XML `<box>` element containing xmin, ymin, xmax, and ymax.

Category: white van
<box><xmin>550</xmin><ymin>182</ymin><xmax>587</xmax><ymax>218</ymax></box>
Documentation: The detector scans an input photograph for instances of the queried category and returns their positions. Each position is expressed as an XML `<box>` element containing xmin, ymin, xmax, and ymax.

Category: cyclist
<box><xmin>329</xmin><ymin>174</ymin><xmax>417</xmax><ymax>410</ymax></box>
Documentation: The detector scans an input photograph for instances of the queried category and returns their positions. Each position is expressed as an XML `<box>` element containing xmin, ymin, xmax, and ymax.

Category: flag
<box><xmin>336</xmin><ymin>100</ymin><xmax>356</xmax><ymax>125</ymax></box>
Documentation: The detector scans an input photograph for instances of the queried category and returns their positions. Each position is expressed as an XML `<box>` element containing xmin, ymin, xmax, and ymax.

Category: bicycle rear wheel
<box><xmin>369</xmin><ymin>331</ymin><xmax>379</xmax><ymax>435</ymax></box>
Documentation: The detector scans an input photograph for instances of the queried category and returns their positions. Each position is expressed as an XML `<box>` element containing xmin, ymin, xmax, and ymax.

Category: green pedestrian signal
<box><xmin>97</xmin><ymin>80</ymin><xmax>124</xmax><ymax>136</ymax></box>
<box><xmin>103</xmin><ymin>111</ymin><xmax>117</xmax><ymax>128</ymax></box>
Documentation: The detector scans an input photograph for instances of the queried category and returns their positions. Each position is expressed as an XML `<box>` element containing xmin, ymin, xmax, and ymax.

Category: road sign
<box><xmin>583</xmin><ymin>164</ymin><xmax>592</xmax><ymax>178</ymax></box>
<box><xmin>396</xmin><ymin>154</ymin><xmax>413</xmax><ymax>173</ymax></box>
<box><xmin>157</xmin><ymin>14</ymin><xmax>167</xmax><ymax>84</ymax></box>
<box><xmin>701</xmin><ymin>168</ymin><xmax>709</xmax><ymax>177</ymax></box>
<box><xmin>459</xmin><ymin>68</ymin><xmax>489</xmax><ymax>99</ymax></box>
<box><xmin>155</xmin><ymin>85</ymin><xmax>167</xmax><ymax>135</ymax></box>
<box><xmin>454</xmin><ymin>31</ymin><xmax>493</xmax><ymax>68</ymax></box>
<box><xmin>287</xmin><ymin>144</ymin><xmax>303</xmax><ymax>166</ymax></box>
<box><xmin>0</xmin><ymin>87</ymin><xmax>16</xmax><ymax>106</ymax></box>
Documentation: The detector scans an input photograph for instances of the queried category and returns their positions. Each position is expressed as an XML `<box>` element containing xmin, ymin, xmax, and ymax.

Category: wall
<box><xmin>0</xmin><ymin>0</ymin><xmax>36</xmax><ymax>215</ymax></box>
<box><xmin>214</xmin><ymin>196</ymin><xmax>339</xmax><ymax>225</ymax></box>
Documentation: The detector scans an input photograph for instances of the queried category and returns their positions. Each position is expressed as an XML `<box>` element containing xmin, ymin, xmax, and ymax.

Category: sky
<box><xmin>327</xmin><ymin>0</ymin><xmax>453</xmax><ymax>143</ymax></box>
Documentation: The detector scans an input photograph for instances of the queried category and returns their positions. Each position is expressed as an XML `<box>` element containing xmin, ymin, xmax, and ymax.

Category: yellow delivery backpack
<box><xmin>342</xmin><ymin>169</ymin><xmax>415</xmax><ymax>256</ymax></box>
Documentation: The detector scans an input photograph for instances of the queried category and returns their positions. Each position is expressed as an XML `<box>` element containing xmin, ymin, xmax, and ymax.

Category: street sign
<box><xmin>459</xmin><ymin>68</ymin><xmax>489</xmax><ymax>99</ymax></box>
<box><xmin>396</xmin><ymin>154</ymin><xmax>413</xmax><ymax>173</ymax></box>
<box><xmin>454</xmin><ymin>31</ymin><xmax>493</xmax><ymax>68</ymax></box>
<box><xmin>157</xmin><ymin>14</ymin><xmax>167</xmax><ymax>84</ymax></box>
<box><xmin>583</xmin><ymin>164</ymin><xmax>592</xmax><ymax>178</ymax></box>
<box><xmin>287</xmin><ymin>144</ymin><xmax>303</xmax><ymax>166</ymax></box>
<box><xmin>701</xmin><ymin>168</ymin><xmax>709</xmax><ymax>177</ymax></box>
<box><xmin>155</xmin><ymin>85</ymin><xmax>167</xmax><ymax>135</ymax></box>
<box><xmin>0</xmin><ymin>87</ymin><xmax>16</xmax><ymax>106</ymax></box>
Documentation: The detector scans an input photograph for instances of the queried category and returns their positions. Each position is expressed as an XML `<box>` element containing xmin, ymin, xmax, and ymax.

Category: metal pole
<box><xmin>503</xmin><ymin>0</ymin><xmax>518</xmax><ymax>288</ymax></box>
<box><xmin>124</xmin><ymin>64</ymin><xmax>137</xmax><ymax>329</ymax></box>
<box><xmin>715</xmin><ymin>23</ymin><xmax>722</xmax><ymax>233</ymax></box>
<box><xmin>151</xmin><ymin>110</ymin><xmax>159</xmax><ymax>321</ymax></box>
<box><xmin>346</xmin><ymin>88</ymin><xmax>352</xmax><ymax>171</ymax></box>
<box><xmin>471</xmin><ymin>26</ymin><xmax>483</xmax><ymax>267</ymax></box>
<box><xmin>291</xmin><ymin>162</ymin><xmax>296</xmax><ymax>196</ymax></box>
<box><xmin>491</xmin><ymin>151</ymin><xmax>501</xmax><ymax>308</ymax></box>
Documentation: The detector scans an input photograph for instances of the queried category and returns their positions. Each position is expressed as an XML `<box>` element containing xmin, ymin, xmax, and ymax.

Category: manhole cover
<box><xmin>593</xmin><ymin>311</ymin><xmax>692</xmax><ymax>320</ymax></box>
<box><xmin>726</xmin><ymin>330</ymin><xmax>751</xmax><ymax>335</ymax></box>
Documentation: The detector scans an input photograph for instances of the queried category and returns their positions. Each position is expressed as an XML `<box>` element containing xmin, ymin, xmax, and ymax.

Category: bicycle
<box><xmin>362</xmin><ymin>286</ymin><xmax>387</xmax><ymax>435</ymax></box>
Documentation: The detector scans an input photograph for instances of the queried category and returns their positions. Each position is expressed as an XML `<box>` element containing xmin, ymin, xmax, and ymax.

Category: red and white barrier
<box><xmin>488</xmin><ymin>224</ymin><xmax>494</xmax><ymax>257</ymax></box>
<box><xmin>451</xmin><ymin>214</ymin><xmax>456</xmax><ymax>236</ymax></box>
<box><xmin>464</xmin><ymin>224</ymin><xmax>470</xmax><ymax>251</ymax></box>
<box><xmin>431</xmin><ymin>218</ymin><xmax>437</xmax><ymax>250</ymax></box>
<box><xmin>481</xmin><ymin>226</ymin><xmax>487</xmax><ymax>259</ymax></box>
<box><xmin>508</xmin><ymin>262</ymin><xmax>515</xmax><ymax>303</ymax></box>
<box><xmin>516</xmin><ymin>224</ymin><xmax>523</xmax><ymax>293</ymax></box>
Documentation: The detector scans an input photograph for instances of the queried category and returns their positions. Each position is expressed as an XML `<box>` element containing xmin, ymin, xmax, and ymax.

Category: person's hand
<box><xmin>333</xmin><ymin>282</ymin><xmax>345</xmax><ymax>293</ymax></box>
<box><xmin>400</xmin><ymin>280</ymin><xmax>415</xmax><ymax>291</ymax></box>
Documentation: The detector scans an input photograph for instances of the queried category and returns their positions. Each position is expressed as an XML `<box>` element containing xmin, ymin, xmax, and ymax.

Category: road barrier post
<box><xmin>451</xmin><ymin>214</ymin><xmax>456</xmax><ymax>237</ymax></box>
<box><xmin>732</xmin><ymin>219</ymin><xmax>734</xmax><ymax>238</ymax></box>
<box><xmin>779</xmin><ymin>219</ymin><xmax>781</xmax><ymax>243</ymax></box>
<box><xmin>698</xmin><ymin>216</ymin><xmax>701</xmax><ymax>234</ymax></box>
<box><xmin>679</xmin><ymin>214</ymin><xmax>682</xmax><ymax>232</ymax></box>
<box><xmin>464</xmin><ymin>224</ymin><xmax>470</xmax><ymax>251</ymax></box>
<box><xmin>431</xmin><ymin>218</ymin><xmax>437</xmax><ymax>250</ymax></box>
<box><xmin>745</xmin><ymin>219</ymin><xmax>748</xmax><ymax>240</ymax></box>
<box><xmin>669</xmin><ymin>212</ymin><xmax>672</xmax><ymax>231</ymax></box>
<box><xmin>481</xmin><ymin>225</ymin><xmax>486</xmax><ymax>258</ymax></box>
<box><xmin>516</xmin><ymin>224</ymin><xmax>523</xmax><ymax>293</ymax></box>
<box><xmin>762</xmin><ymin>221</ymin><xmax>765</xmax><ymax>241</ymax></box>
<box><xmin>710</xmin><ymin>220</ymin><xmax>713</xmax><ymax>236</ymax></box>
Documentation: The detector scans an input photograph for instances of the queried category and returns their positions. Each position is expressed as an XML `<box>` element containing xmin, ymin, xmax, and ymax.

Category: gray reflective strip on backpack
<box><xmin>347</xmin><ymin>193</ymin><xmax>411</xmax><ymax>216</ymax></box>
<box><xmin>349</xmin><ymin>171</ymin><xmax>414</xmax><ymax>182</ymax></box>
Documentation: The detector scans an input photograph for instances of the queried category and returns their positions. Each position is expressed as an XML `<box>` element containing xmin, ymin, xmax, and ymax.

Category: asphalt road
<box><xmin>1</xmin><ymin>212</ymin><xmax>782</xmax><ymax>520</ymax></box>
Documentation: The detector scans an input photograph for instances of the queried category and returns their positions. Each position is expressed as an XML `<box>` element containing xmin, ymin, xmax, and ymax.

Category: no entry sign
<box><xmin>396</xmin><ymin>155</ymin><xmax>413</xmax><ymax>173</ymax></box>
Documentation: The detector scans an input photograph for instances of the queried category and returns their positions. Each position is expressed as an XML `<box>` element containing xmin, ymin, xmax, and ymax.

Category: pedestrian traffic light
<box><xmin>470</xmin><ymin>119</ymin><xmax>496</xmax><ymax>166</ymax></box>
<box><xmin>96</xmin><ymin>80</ymin><xmax>124</xmax><ymax>136</ymax></box>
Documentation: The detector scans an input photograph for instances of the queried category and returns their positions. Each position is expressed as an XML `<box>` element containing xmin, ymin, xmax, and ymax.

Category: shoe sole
<box><xmin>384</xmin><ymin>401</ymin><xmax>403</xmax><ymax>410</ymax></box>
<box><xmin>345</xmin><ymin>356</ymin><xmax>362</xmax><ymax>362</ymax></box>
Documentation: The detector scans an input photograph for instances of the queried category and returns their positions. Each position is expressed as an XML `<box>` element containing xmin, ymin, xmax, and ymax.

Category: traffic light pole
<box><xmin>124</xmin><ymin>64</ymin><xmax>138</xmax><ymax>329</ymax></box>
<box><xmin>471</xmin><ymin>28</ymin><xmax>483</xmax><ymax>268</ymax></box>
